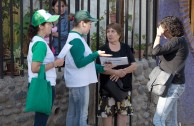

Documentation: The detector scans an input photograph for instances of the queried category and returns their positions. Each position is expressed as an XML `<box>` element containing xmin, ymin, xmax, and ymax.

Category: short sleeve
<box><xmin>32</xmin><ymin>41</ymin><xmax>47</xmax><ymax>62</ymax></box>
<box><xmin>124</xmin><ymin>44</ymin><xmax>135</xmax><ymax>63</ymax></box>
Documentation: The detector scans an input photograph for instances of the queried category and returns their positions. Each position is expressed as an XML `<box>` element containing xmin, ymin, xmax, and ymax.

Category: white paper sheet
<box><xmin>57</xmin><ymin>43</ymin><xmax>72</xmax><ymax>58</ymax></box>
<box><xmin>100</xmin><ymin>56</ymin><xmax>129</xmax><ymax>66</ymax></box>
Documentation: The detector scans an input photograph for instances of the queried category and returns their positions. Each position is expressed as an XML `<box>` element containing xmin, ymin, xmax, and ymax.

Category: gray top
<box><xmin>152</xmin><ymin>36</ymin><xmax>189</xmax><ymax>84</ymax></box>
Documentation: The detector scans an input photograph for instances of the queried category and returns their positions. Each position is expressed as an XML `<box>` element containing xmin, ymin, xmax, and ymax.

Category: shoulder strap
<box><xmin>162</xmin><ymin>61</ymin><xmax>185</xmax><ymax>76</ymax></box>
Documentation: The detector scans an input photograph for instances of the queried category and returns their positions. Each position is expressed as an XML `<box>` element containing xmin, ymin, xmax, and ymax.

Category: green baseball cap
<box><xmin>32</xmin><ymin>9</ymin><xmax>60</xmax><ymax>27</ymax></box>
<box><xmin>74</xmin><ymin>10</ymin><xmax>98</xmax><ymax>22</ymax></box>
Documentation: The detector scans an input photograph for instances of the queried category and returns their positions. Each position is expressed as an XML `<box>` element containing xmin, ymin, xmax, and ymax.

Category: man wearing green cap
<box><xmin>25</xmin><ymin>9</ymin><xmax>64</xmax><ymax>126</ymax></box>
<box><xmin>61</xmin><ymin>10</ymin><xmax>111</xmax><ymax>126</ymax></box>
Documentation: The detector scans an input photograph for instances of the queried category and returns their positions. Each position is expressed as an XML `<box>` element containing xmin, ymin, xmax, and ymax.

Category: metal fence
<box><xmin>0</xmin><ymin>0</ymin><xmax>157</xmax><ymax>125</ymax></box>
<box><xmin>0</xmin><ymin>0</ymin><xmax>157</xmax><ymax>79</ymax></box>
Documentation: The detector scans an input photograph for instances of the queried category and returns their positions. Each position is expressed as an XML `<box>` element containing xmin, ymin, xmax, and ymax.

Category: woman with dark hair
<box><xmin>51</xmin><ymin>0</ymin><xmax>70</xmax><ymax>56</ymax></box>
<box><xmin>152</xmin><ymin>16</ymin><xmax>189</xmax><ymax>126</ymax></box>
<box><xmin>97</xmin><ymin>23</ymin><xmax>137</xmax><ymax>126</ymax></box>
<box><xmin>27</xmin><ymin>9</ymin><xmax>64</xmax><ymax>126</ymax></box>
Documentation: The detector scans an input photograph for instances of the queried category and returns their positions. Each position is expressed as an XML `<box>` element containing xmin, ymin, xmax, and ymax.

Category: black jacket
<box><xmin>152</xmin><ymin>37</ymin><xmax>189</xmax><ymax>84</ymax></box>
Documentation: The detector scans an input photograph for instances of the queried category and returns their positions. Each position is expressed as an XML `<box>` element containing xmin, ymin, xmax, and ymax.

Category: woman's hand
<box><xmin>157</xmin><ymin>25</ymin><xmax>165</xmax><ymax>36</ymax></box>
<box><xmin>103</xmin><ymin>62</ymin><xmax>117</xmax><ymax>70</ymax></box>
<box><xmin>54</xmin><ymin>58</ymin><xmax>64</xmax><ymax>67</ymax></box>
<box><xmin>153</xmin><ymin>25</ymin><xmax>165</xmax><ymax>48</ymax></box>
<box><xmin>97</xmin><ymin>50</ymin><xmax>112</xmax><ymax>57</ymax></box>
<box><xmin>109</xmin><ymin>69</ymin><xmax>127</xmax><ymax>81</ymax></box>
<box><xmin>116</xmin><ymin>69</ymin><xmax>127</xmax><ymax>78</ymax></box>
<box><xmin>110</xmin><ymin>75</ymin><xmax>120</xmax><ymax>81</ymax></box>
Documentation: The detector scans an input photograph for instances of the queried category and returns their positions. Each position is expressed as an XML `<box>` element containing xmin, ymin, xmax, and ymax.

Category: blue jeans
<box><xmin>153</xmin><ymin>84</ymin><xmax>185</xmax><ymax>126</ymax></box>
<box><xmin>66</xmin><ymin>86</ymin><xmax>89</xmax><ymax>126</ymax></box>
<box><xmin>34</xmin><ymin>86</ymin><xmax>55</xmax><ymax>126</ymax></box>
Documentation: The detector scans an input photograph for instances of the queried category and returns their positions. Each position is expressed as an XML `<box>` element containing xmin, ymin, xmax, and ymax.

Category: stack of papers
<box><xmin>57</xmin><ymin>43</ymin><xmax>72</xmax><ymax>58</ymax></box>
<box><xmin>100</xmin><ymin>57</ymin><xmax>129</xmax><ymax>66</ymax></box>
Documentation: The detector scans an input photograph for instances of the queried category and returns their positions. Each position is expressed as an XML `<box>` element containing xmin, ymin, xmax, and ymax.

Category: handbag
<box><xmin>147</xmin><ymin>62</ymin><xmax>185</xmax><ymax>97</ymax></box>
<box><xmin>147</xmin><ymin>66</ymin><xmax>173</xmax><ymax>97</ymax></box>
<box><xmin>104</xmin><ymin>79</ymin><xmax>129</xmax><ymax>102</ymax></box>
<box><xmin>25</xmin><ymin>65</ymin><xmax>52</xmax><ymax>115</ymax></box>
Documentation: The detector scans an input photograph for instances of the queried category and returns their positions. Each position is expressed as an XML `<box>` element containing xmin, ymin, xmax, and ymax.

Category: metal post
<box><xmin>81</xmin><ymin>0</ymin><xmax>84</xmax><ymax>10</ymax></box>
<box><xmin>106</xmin><ymin>0</ymin><xmax>110</xmax><ymax>26</ymax></box>
<box><xmin>131</xmin><ymin>0</ymin><xmax>135</xmax><ymax>53</ymax></box>
<box><xmin>138</xmin><ymin>0</ymin><xmax>142</xmax><ymax>61</ymax></box>
<box><xmin>106</xmin><ymin>0</ymin><xmax>110</xmax><ymax>43</ymax></box>
<box><xmin>125</xmin><ymin>0</ymin><xmax>129</xmax><ymax>45</ymax></box>
<box><xmin>96</xmin><ymin>0</ymin><xmax>100</xmax><ymax>51</ymax></box>
<box><xmin>75</xmin><ymin>0</ymin><xmax>80</xmax><ymax>12</ymax></box>
<box><xmin>10</xmin><ymin>0</ymin><xmax>14</xmax><ymax>77</ymax></box>
<box><xmin>152</xmin><ymin>0</ymin><xmax>158</xmax><ymax>42</ymax></box>
<box><xmin>58</xmin><ymin>0</ymin><xmax>62</xmax><ymax>72</ymax></box>
<box><xmin>116</xmin><ymin>0</ymin><xmax>120</xmax><ymax>23</ymax></box>
<box><xmin>30</xmin><ymin>0</ymin><xmax>33</xmax><ymax>23</ymax></box>
<box><xmin>20</xmin><ymin>0</ymin><xmax>24</xmax><ymax>76</ymax></box>
<box><xmin>58</xmin><ymin>0</ymin><xmax>61</xmax><ymax>53</ymax></box>
<box><xmin>87</xmin><ymin>0</ymin><xmax>91</xmax><ymax>45</ymax></box>
<box><xmin>0</xmin><ymin>0</ymin><xmax>3</xmax><ymax>78</ymax></box>
<box><xmin>95</xmin><ymin>0</ymin><xmax>100</xmax><ymax>126</ymax></box>
<box><xmin>40</xmin><ymin>0</ymin><xmax>43</xmax><ymax>9</ymax></box>
<box><xmin>68</xmin><ymin>0</ymin><xmax>71</xmax><ymax>32</ymax></box>
<box><xmin>49</xmin><ymin>0</ymin><xmax>52</xmax><ymax>50</ymax></box>
<box><xmin>145</xmin><ymin>0</ymin><xmax>149</xmax><ymax>59</ymax></box>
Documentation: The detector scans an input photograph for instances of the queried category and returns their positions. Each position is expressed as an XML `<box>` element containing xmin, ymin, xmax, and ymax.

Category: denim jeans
<box><xmin>153</xmin><ymin>84</ymin><xmax>185</xmax><ymax>126</ymax></box>
<box><xmin>34</xmin><ymin>86</ymin><xmax>55</xmax><ymax>126</ymax></box>
<box><xmin>66</xmin><ymin>86</ymin><xmax>89</xmax><ymax>126</ymax></box>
